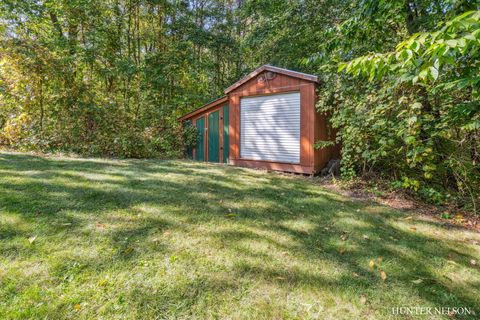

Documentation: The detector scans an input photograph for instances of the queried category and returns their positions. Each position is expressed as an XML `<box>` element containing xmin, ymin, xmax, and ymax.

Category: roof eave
<box><xmin>224</xmin><ymin>65</ymin><xmax>319</xmax><ymax>94</ymax></box>
<box><xmin>178</xmin><ymin>96</ymin><xmax>228</xmax><ymax>122</ymax></box>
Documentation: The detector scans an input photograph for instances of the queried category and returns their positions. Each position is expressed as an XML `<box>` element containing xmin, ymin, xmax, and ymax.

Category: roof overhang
<box><xmin>224</xmin><ymin>65</ymin><xmax>319</xmax><ymax>94</ymax></box>
<box><xmin>178</xmin><ymin>96</ymin><xmax>228</xmax><ymax>122</ymax></box>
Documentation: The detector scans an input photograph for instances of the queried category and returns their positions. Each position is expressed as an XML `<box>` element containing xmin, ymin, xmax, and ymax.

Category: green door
<box><xmin>208</xmin><ymin>111</ymin><xmax>220</xmax><ymax>163</ymax></box>
<box><xmin>223</xmin><ymin>105</ymin><xmax>229</xmax><ymax>163</ymax></box>
<box><xmin>195</xmin><ymin>117</ymin><xmax>205</xmax><ymax>161</ymax></box>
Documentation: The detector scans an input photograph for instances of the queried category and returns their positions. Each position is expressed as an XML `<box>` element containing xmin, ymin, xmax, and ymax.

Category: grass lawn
<box><xmin>1</xmin><ymin>152</ymin><xmax>480</xmax><ymax>319</ymax></box>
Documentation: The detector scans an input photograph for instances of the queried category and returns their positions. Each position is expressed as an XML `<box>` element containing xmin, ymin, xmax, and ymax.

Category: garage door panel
<box><xmin>241</xmin><ymin>119</ymin><xmax>300</xmax><ymax>124</ymax></box>
<box><xmin>241</xmin><ymin>127</ymin><xmax>301</xmax><ymax>133</ymax></box>
<box><xmin>241</xmin><ymin>115</ymin><xmax>299</xmax><ymax>121</ymax></box>
<box><xmin>240</xmin><ymin>137</ymin><xmax>300</xmax><ymax>144</ymax></box>
<box><xmin>241</xmin><ymin>149</ymin><xmax>299</xmax><ymax>156</ymax></box>
<box><xmin>241</xmin><ymin>141</ymin><xmax>300</xmax><ymax>147</ymax></box>
<box><xmin>240</xmin><ymin>153</ymin><xmax>296</xmax><ymax>163</ymax></box>
<box><xmin>241</xmin><ymin>133</ymin><xmax>300</xmax><ymax>139</ymax></box>
<box><xmin>242</xmin><ymin>139</ymin><xmax>300</xmax><ymax>145</ymax></box>
<box><xmin>240</xmin><ymin>92</ymin><xmax>300</xmax><ymax>164</ymax></box>
<box><xmin>240</xmin><ymin>98</ymin><xmax>299</xmax><ymax>107</ymax></box>
<box><xmin>241</xmin><ymin>109</ymin><xmax>300</xmax><ymax>114</ymax></box>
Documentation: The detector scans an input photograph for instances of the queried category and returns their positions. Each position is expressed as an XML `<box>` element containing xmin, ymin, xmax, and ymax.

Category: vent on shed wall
<box><xmin>240</xmin><ymin>92</ymin><xmax>300</xmax><ymax>163</ymax></box>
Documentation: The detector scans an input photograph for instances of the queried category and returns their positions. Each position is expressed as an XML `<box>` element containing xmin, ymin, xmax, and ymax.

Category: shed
<box><xmin>179</xmin><ymin>65</ymin><xmax>339</xmax><ymax>174</ymax></box>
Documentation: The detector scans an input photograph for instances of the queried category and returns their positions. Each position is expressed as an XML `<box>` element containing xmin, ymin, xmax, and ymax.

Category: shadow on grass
<box><xmin>1</xmin><ymin>152</ymin><xmax>479</xmax><ymax>318</ymax></box>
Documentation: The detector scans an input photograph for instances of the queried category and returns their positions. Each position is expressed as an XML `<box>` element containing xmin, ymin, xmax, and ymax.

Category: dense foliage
<box><xmin>0</xmin><ymin>0</ymin><xmax>246</xmax><ymax>157</ymax></box>
<box><xmin>1</xmin><ymin>0</ymin><xmax>479</xmax><ymax>211</ymax></box>
<box><xmin>338</xmin><ymin>10</ymin><xmax>480</xmax><ymax>211</ymax></box>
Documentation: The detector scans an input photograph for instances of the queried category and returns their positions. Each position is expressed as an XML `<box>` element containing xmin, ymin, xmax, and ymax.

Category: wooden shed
<box><xmin>179</xmin><ymin>65</ymin><xmax>339</xmax><ymax>174</ymax></box>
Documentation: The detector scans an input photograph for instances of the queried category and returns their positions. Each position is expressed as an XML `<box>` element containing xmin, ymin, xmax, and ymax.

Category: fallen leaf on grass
<box><xmin>410</xmin><ymin>227</ymin><xmax>417</xmax><ymax>231</ymax></box>
<box><xmin>380</xmin><ymin>270</ymin><xmax>387</xmax><ymax>281</ymax></box>
<box><xmin>369</xmin><ymin>260</ymin><xmax>375</xmax><ymax>269</ymax></box>
<box><xmin>363</xmin><ymin>234</ymin><xmax>370</xmax><ymax>240</ymax></box>
<box><xmin>28</xmin><ymin>236</ymin><xmax>37</xmax><ymax>244</ymax></box>
<box><xmin>470</xmin><ymin>259</ymin><xmax>477</xmax><ymax>266</ymax></box>
<box><xmin>411</xmin><ymin>279</ymin><xmax>423</xmax><ymax>284</ymax></box>
<box><xmin>96</xmin><ymin>223</ymin><xmax>106</xmax><ymax>229</ymax></box>
<box><xmin>74</xmin><ymin>304</ymin><xmax>81</xmax><ymax>311</ymax></box>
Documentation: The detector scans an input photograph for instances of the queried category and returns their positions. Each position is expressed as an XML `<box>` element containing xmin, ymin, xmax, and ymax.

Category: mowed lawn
<box><xmin>1</xmin><ymin>152</ymin><xmax>480</xmax><ymax>320</ymax></box>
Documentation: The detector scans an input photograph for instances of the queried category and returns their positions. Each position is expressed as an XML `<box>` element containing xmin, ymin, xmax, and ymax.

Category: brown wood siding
<box><xmin>224</xmin><ymin>65</ymin><xmax>319</xmax><ymax>93</ymax></box>
<box><xmin>228</xmin><ymin>72</ymin><xmax>319</xmax><ymax>174</ymax></box>
<box><xmin>181</xmin><ymin>67</ymin><xmax>339</xmax><ymax>174</ymax></box>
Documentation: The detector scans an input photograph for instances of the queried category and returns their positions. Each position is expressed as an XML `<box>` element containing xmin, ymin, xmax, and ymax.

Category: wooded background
<box><xmin>0</xmin><ymin>0</ymin><xmax>479</xmax><ymax>211</ymax></box>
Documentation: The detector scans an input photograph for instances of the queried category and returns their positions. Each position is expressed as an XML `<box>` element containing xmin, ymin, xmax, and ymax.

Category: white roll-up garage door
<box><xmin>240</xmin><ymin>92</ymin><xmax>300</xmax><ymax>163</ymax></box>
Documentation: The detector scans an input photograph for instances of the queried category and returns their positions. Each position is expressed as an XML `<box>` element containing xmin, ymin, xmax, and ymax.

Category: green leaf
<box><xmin>405</xmin><ymin>136</ymin><xmax>416</xmax><ymax>144</ymax></box>
<box><xmin>411</xmin><ymin>102</ymin><xmax>422</xmax><ymax>110</ymax></box>
<box><xmin>445</xmin><ymin>39</ymin><xmax>457</xmax><ymax>47</ymax></box>
<box><xmin>338</xmin><ymin>63</ymin><xmax>347</xmax><ymax>73</ymax></box>
<box><xmin>418</xmin><ymin>69</ymin><xmax>428</xmax><ymax>80</ymax></box>
<box><xmin>462</xmin><ymin>120</ymin><xmax>480</xmax><ymax>131</ymax></box>
<box><xmin>429</xmin><ymin>67</ymin><xmax>439</xmax><ymax>80</ymax></box>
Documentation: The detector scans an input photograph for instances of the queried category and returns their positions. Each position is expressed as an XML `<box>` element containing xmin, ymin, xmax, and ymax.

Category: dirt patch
<box><xmin>314</xmin><ymin>176</ymin><xmax>480</xmax><ymax>232</ymax></box>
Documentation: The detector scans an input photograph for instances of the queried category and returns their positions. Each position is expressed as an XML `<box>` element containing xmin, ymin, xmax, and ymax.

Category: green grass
<box><xmin>1</xmin><ymin>152</ymin><xmax>479</xmax><ymax>319</ymax></box>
